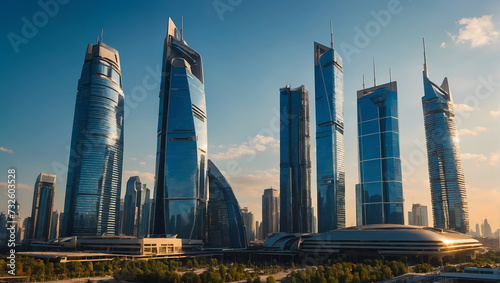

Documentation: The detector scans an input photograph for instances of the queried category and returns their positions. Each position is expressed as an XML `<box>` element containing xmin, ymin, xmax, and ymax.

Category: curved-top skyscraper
<box><xmin>421</xmin><ymin>40</ymin><xmax>469</xmax><ymax>233</ymax></box>
<box><xmin>153</xmin><ymin>18</ymin><xmax>208</xmax><ymax>240</ymax></box>
<box><xmin>314</xmin><ymin>34</ymin><xmax>345</xmax><ymax>232</ymax></box>
<box><xmin>63</xmin><ymin>39</ymin><xmax>124</xmax><ymax>236</ymax></box>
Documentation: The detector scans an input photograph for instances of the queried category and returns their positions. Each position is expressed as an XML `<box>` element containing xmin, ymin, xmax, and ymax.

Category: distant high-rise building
<box><xmin>408</xmin><ymin>204</ymin><xmax>428</xmax><ymax>226</ymax></box>
<box><xmin>482</xmin><ymin>219</ymin><xmax>492</xmax><ymax>238</ymax></box>
<box><xmin>153</xmin><ymin>17</ymin><xmax>208</xmax><ymax>241</ymax></box>
<box><xmin>50</xmin><ymin>211</ymin><xmax>60</xmax><ymax>239</ymax></box>
<box><xmin>30</xmin><ymin>173</ymin><xmax>56</xmax><ymax>240</ymax></box>
<box><xmin>280</xmin><ymin>85</ymin><xmax>312</xmax><ymax>233</ymax></box>
<box><xmin>476</xmin><ymin>223</ymin><xmax>481</xmax><ymax>237</ymax></box>
<box><xmin>139</xmin><ymin>185</ymin><xmax>152</xmax><ymax>238</ymax></box>
<box><xmin>63</xmin><ymin>38</ymin><xmax>124</xmax><ymax>236</ymax></box>
<box><xmin>206</xmin><ymin>160</ymin><xmax>247</xmax><ymax>248</ymax></box>
<box><xmin>421</xmin><ymin>40</ymin><xmax>469</xmax><ymax>234</ymax></box>
<box><xmin>356</xmin><ymin>80</ymin><xmax>404</xmax><ymax>225</ymax></box>
<box><xmin>123</xmin><ymin>176</ymin><xmax>144</xmax><ymax>236</ymax></box>
<box><xmin>58</xmin><ymin>212</ymin><xmax>64</xmax><ymax>237</ymax></box>
<box><xmin>241</xmin><ymin>207</ymin><xmax>255</xmax><ymax>242</ymax></box>
<box><xmin>23</xmin><ymin>217</ymin><xmax>31</xmax><ymax>243</ymax></box>
<box><xmin>314</xmin><ymin>37</ymin><xmax>345</xmax><ymax>232</ymax></box>
<box><xmin>262</xmin><ymin>188</ymin><xmax>279</xmax><ymax>239</ymax></box>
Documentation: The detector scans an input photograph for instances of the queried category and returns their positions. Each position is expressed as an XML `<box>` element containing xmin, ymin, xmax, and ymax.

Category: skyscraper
<box><xmin>241</xmin><ymin>207</ymin><xmax>255</xmax><ymax>242</ymax></box>
<box><xmin>123</xmin><ymin>176</ymin><xmax>144</xmax><ymax>236</ymax></box>
<box><xmin>482</xmin><ymin>219</ymin><xmax>492</xmax><ymax>238</ymax></box>
<box><xmin>262</xmin><ymin>188</ymin><xmax>279</xmax><ymax>239</ymax></box>
<box><xmin>206</xmin><ymin>160</ymin><xmax>247</xmax><ymax>248</ymax></box>
<box><xmin>63</xmin><ymin>38</ymin><xmax>124</xmax><ymax>236</ymax></box>
<box><xmin>421</xmin><ymin>40</ymin><xmax>469</xmax><ymax>234</ymax></box>
<box><xmin>408</xmin><ymin>204</ymin><xmax>428</xmax><ymax>226</ymax></box>
<box><xmin>139</xmin><ymin>184</ymin><xmax>152</xmax><ymax>238</ymax></box>
<box><xmin>50</xmin><ymin>211</ymin><xmax>60</xmax><ymax>239</ymax></box>
<box><xmin>280</xmin><ymin>85</ymin><xmax>312</xmax><ymax>233</ymax></box>
<box><xmin>30</xmin><ymin>173</ymin><xmax>56</xmax><ymax>240</ymax></box>
<box><xmin>314</xmin><ymin>34</ymin><xmax>345</xmax><ymax>232</ymax></box>
<box><xmin>153</xmin><ymin>18</ymin><xmax>208</xmax><ymax>241</ymax></box>
<box><xmin>356</xmin><ymin>80</ymin><xmax>404</xmax><ymax>225</ymax></box>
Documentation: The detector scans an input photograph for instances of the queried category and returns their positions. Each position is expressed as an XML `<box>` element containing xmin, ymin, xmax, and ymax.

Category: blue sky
<box><xmin>1</xmin><ymin>0</ymin><xmax>499</xmax><ymax>233</ymax></box>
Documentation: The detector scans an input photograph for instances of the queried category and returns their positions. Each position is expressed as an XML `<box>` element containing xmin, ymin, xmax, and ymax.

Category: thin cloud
<box><xmin>129</xmin><ymin>157</ymin><xmax>137</xmax><ymax>160</ymax></box>
<box><xmin>490</xmin><ymin>110</ymin><xmax>500</xmax><ymax>117</ymax></box>
<box><xmin>146</xmin><ymin>155</ymin><xmax>155</xmax><ymax>159</ymax></box>
<box><xmin>453</xmin><ymin>103</ymin><xmax>474</xmax><ymax>112</ymax></box>
<box><xmin>138</xmin><ymin>161</ymin><xmax>146</xmax><ymax>166</ymax></box>
<box><xmin>0</xmin><ymin>147</ymin><xmax>13</xmax><ymax>154</ymax></box>
<box><xmin>458</xmin><ymin>126</ymin><xmax>487</xmax><ymax>136</ymax></box>
<box><xmin>211</xmin><ymin>135</ymin><xmax>279</xmax><ymax>160</ymax></box>
<box><xmin>489</xmin><ymin>152</ymin><xmax>500</xmax><ymax>166</ymax></box>
<box><xmin>448</xmin><ymin>15</ymin><xmax>499</xmax><ymax>47</ymax></box>
<box><xmin>0</xmin><ymin>182</ymin><xmax>32</xmax><ymax>191</ymax></box>
<box><xmin>440</xmin><ymin>42</ymin><xmax>446</xmax><ymax>48</ymax></box>
<box><xmin>461</xmin><ymin>153</ymin><xmax>487</xmax><ymax>161</ymax></box>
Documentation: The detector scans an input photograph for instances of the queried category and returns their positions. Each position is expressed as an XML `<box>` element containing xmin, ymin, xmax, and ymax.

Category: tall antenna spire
<box><xmin>181</xmin><ymin>16</ymin><xmax>184</xmax><ymax>42</ymax></box>
<box><xmin>363</xmin><ymin>74</ymin><xmax>365</xmax><ymax>89</ymax></box>
<box><xmin>389</xmin><ymin>68</ymin><xmax>392</xmax><ymax>82</ymax></box>
<box><xmin>373</xmin><ymin>57</ymin><xmax>377</xmax><ymax>86</ymax></box>
<box><xmin>423</xmin><ymin>38</ymin><xmax>428</xmax><ymax>77</ymax></box>
<box><xmin>330</xmin><ymin>20</ymin><xmax>334</xmax><ymax>49</ymax></box>
<box><xmin>100</xmin><ymin>29</ymin><xmax>103</xmax><ymax>43</ymax></box>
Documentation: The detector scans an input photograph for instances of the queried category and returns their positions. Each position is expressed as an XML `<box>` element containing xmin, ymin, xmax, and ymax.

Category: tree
<box><xmin>266</xmin><ymin>275</ymin><xmax>277</xmax><ymax>283</ymax></box>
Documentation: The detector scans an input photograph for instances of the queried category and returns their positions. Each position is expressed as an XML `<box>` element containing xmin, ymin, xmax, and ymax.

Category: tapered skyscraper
<box><xmin>63</xmin><ymin>39</ymin><xmax>124</xmax><ymax>236</ymax></box>
<box><xmin>280</xmin><ymin>85</ymin><xmax>312</xmax><ymax>233</ymax></box>
<box><xmin>153</xmin><ymin>18</ymin><xmax>208</xmax><ymax>240</ymax></box>
<box><xmin>314</xmin><ymin>28</ymin><xmax>345</xmax><ymax>232</ymax></box>
<box><xmin>421</xmin><ymin>40</ymin><xmax>469</xmax><ymax>233</ymax></box>
<box><xmin>206</xmin><ymin>160</ymin><xmax>247</xmax><ymax>248</ymax></box>
<box><xmin>123</xmin><ymin>176</ymin><xmax>144</xmax><ymax>237</ymax></box>
<box><xmin>30</xmin><ymin>173</ymin><xmax>56</xmax><ymax>240</ymax></box>
<box><xmin>356</xmin><ymin>80</ymin><xmax>404</xmax><ymax>225</ymax></box>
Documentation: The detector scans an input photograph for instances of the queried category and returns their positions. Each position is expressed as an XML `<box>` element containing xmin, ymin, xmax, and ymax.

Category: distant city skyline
<box><xmin>1</xmin><ymin>1</ymin><xmax>499</xmax><ymax>234</ymax></box>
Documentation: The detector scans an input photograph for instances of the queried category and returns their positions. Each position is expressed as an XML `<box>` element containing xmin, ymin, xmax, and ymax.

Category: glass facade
<box><xmin>63</xmin><ymin>40</ymin><xmax>124</xmax><ymax>236</ymax></box>
<box><xmin>422</xmin><ymin>57</ymin><xmax>469</xmax><ymax>233</ymax></box>
<box><xmin>262</xmin><ymin>188</ymin><xmax>279</xmax><ymax>239</ymax></box>
<box><xmin>356</xmin><ymin>81</ymin><xmax>404</xmax><ymax>225</ymax></box>
<box><xmin>280</xmin><ymin>85</ymin><xmax>312</xmax><ymax>233</ymax></box>
<box><xmin>123</xmin><ymin>176</ymin><xmax>144</xmax><ymax>236</ymax></box>
<box><xmin>30</xmin><ymin>173</ymin><xmax>56</xmax><ymax>240</ymax></box>
<box><xmin>153</xmin><ymin>18</ymin><xmax>207</xmax><ymax>240</ymax></box>
<box><xmin>139</xmin><ymin>185</ymin><xmax>152</xmax><ymax>238</ymax></box>
<box><xmin>314</xmin><ymin>42</ymin><xmax>345</xmax><ymax>232</ymax></box>
<box><xmin>206</xmin><ymin>160</ymin><xmax>247</xmax><ymax>248</ymax></box>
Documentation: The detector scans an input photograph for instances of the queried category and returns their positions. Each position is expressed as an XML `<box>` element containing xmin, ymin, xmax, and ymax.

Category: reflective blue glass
<box><xmin>314</xmin><ymin>42</ymin><xmax>345</xmax><ymax>232</ymax></box>
<box><xmin>422</xmin><ymin>70</ymin><xmax>469</xmax><ymax>233</ymax></box>
<box><xmin>63</xmin><ymin>41</ymin><xmax>124</xmax><ymax>236</ymax></box>
<box><xmin>356</xmin><ymin>81</ymin><xmax>404</xmax><ymax>225</ymax></box>
<box><xmin>123</xmin><ymin>176</ymin><xmax>143</xmax><ymax>237</ymax></box>
<box><xmin>206</xmin><ymin>160</ymin><xmax>247</xmax><ymax>248</ymax></box>
<box><xmin>30</xmin><ymin>173</ymin><xmax>56</xmax><ymax>240</ymax></box>
<box><xmin>280</xmin><ymin>85</ymin><xmax>312</xmax><ymax>233</ymax></box>
<box><xmin>153</xmin><ymin>18</ymin><xmax>207</xmax><ymax>240</ymax></box>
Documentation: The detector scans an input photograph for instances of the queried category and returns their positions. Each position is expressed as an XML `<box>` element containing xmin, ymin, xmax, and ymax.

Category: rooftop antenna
<box><xmin>373</xmin><ymin>57</ymin><xmax>377</xmax><ymax>86</ymax></box>
<box><xmin>423</xmin><ymin>38</ymin><xmax>428</xmax><ymax>77</ymax></box>
<box><xmin>181</xmin><ymin>16</ymin><xmax>183</xmax><ymax>42</ymax></box>
<box><xmin>100</xmin><ymin>29</ymin><xmax>103</xmax><ymax>43</ymax></box>
<box><xmin>362</xmin><ymin>74</ymin><xmax>365</xmax><ymax>89</ymax></box>
<box><xmin>330</xmin><ymin>20</ymin><xmax>334</xmax><ymax>49</ymax></box>
<box><xmin>389</xmin><ymin>68</ymin><xmax>392</xmax><ymax>82</ymax></box>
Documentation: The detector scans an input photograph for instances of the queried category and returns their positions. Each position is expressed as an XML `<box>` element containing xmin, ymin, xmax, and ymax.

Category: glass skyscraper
<box><xmin>153</xmin><ymin>18</ymin><xmax>208</xmax><ymax>240</ymax></box>
<box><xmin>421</xmin><ymin>42</ymin><xmax>469</xmax><ymax>233</ymax></box>
<box><xmin>314</xmin><ymin>41</ymin><xmax>345</xmax><ymax>232</ymax></box>
<box><xmin>206</xmin><ymin>160</ymin><xmax>247</xmax><ymax>248</ymax></box>
<box><xmin>123</xmin><ymin>176</ymin><xmax>144</xmax><ymax>237</ymax></box>
<box><xmin>356</xmin><ymin>81</ymin><xmax>404</xmax><ymax>225</ymax></box>
<box><xmin>279</xmin><ymin>85</ymin><xmax>312</xmax><ymax>233</ymax></box>
<box><xmin>30</xmin><ymin>173</ymin><xmax>56</xmax><ymax>240</ymax></box>
<box><xmin>63</xmin><ymin>39</ymin><xmax>124</xmax><ymax>236</ymax></box>
<box><xmin>262</xmin><ymin>188</ymin><xmax>279</xmax><ymax>239</ymax></box>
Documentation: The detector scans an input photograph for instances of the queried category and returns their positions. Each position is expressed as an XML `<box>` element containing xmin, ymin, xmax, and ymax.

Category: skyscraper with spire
<box><xmin>421</xmin><ymin>39</ymin><xmax>469</xmax><ymax>234</ymax></box>
<box><xmin>63</xmin><ymin>36</ymin><xmax>124</xmax><ymax>236</ymax></box>
<box><xmin>314</xmin><ymin>22</ymin><xmax>345</xmax><ymax>232</ymax></box>
<box><xmin>152</xmin><ymin>17</ymin><xmax>208</xmax><ymax>240</ymax></box>
<box><xmin>356</xmin><ymin>62</ymin><xmax>404</xmax><ymax>225</ymax></box>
